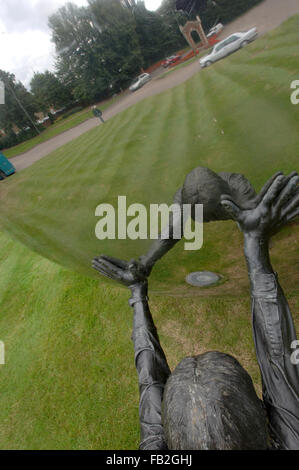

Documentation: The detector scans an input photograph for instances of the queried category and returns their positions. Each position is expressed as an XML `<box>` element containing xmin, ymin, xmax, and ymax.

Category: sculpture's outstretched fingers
<box><xmin>274</xmin><ymin>174</ymin><xmax>299</xmax><ymax>213</ymax></box>
<box><xmin>281</xmin><ymin>188</ymin><xmax>299</xmax><ymax>220</ymax></box>
<box><xmin>92</xmin><ymin>256</ymin><xmax>123</xmax><ymax>281</ymax></box>
<box><xmin>255</xmin><ymin>171</ymin><xmax>284</xmax><ymax>204</ymax></box>
<box><xmin>285</xmin><ymin>207</ymin><xmax>299</xmax><ymax>223</ymax></box>
<box><xmin>284</xmin><ymin>171</ymin><xmax>298</xmax><ymax>184</ymax></box>
<box><xmin>92</xmin><ymin>263</ymin><xmax>115</xmax><ymax>281</ymax></box>
<box><xmin>99</xmin><ymin>254</ymin><xmax>128</xmax><ymax>270</ymax></box>
<box><xmin>262</xmin><ymin>174</ymin><xmax>286</xmax><ymax>207</ymax></box>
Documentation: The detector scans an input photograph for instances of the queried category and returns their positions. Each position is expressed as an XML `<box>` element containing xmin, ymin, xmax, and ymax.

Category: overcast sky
<box><xmin>0</xmin><ymin>0</ymin><xmax>162</xmax><ymax>89</ymax></box>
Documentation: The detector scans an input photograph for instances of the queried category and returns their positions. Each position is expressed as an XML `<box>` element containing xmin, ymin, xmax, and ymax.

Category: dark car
<box><xmin>0</xmin><ymin>152</ymin><xmax>16</xmax><ymax>180</ymax></box>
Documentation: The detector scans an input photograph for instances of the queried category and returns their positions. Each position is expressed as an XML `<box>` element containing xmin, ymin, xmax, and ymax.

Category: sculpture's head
<box><xmin>181</xmin><ymin>167</ymin><xmax>257</xmax><ymax>222</ymax></box>
<box><xmin>162</xmin><ymin>351</ymin><xmax>268</xmax><ymax>450</ymax></box>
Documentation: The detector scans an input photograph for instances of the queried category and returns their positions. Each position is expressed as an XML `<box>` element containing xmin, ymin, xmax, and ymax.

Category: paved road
<box><xmin>9</xmin><ymin>0</ymin><xmax>299</xmax><ymax>172</ymax></box>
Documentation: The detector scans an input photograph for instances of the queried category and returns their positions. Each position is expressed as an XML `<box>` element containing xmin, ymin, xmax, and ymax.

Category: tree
<box><xmin>30</xmin><ymin>71</ymin><xmax>73</xmax><ymax>111</ymax></box>
<box><xmin>173</xmin><ymin>0</ymin><xmax>263</xmax><ymax>28</ymax></box>
<box><xmin>49</xmin><ymin>0</ymin><xmax>143</xmax><ymax>103</ymax></box>
<box><xmin>158</xmin><ymin>0</ymin><xmax>190</xmax><ymax>48</ymax></box>
<box><xmin>208</xmin><ymin>0</ymin><xmax>263</xmax><ymax>25</ymax></box>
<box><xmin>49</xmin><ymin>3</ymin><xmax>99</xmax><ymax>102</ymax></box>
<box><xmin>88</xmin><ymin>0</ymin><xmax>144</xmax><ymax>90</ymax></box>
<box><xmin>175</xmin><ymin>0</ymin><xmax>207</xmax><ymax>16</ymax></box>
<box><xmin>134</xmin><ymin>1</ymin><xmax>185</xmax><ymax>68</ymax></box>
<box><xmin>0</xmin><ymin>70</ymin><xmax>39</xmax><ymax>134</ymax></box>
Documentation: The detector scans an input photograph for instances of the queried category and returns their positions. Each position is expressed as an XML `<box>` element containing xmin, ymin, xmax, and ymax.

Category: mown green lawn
<box><xmin>1</xmin><ymin>229</ymin><xmax>289</xmax><ymax>449</ymax></box>
<box><xmin>0</xmin><ymin>15</ymin><xmax>298</xmax><ymax>449</ymax></box>
<box><xmin>4</xmin><ymin>94</ymin><xmax>122</xmax><ymax>159</ymax></box>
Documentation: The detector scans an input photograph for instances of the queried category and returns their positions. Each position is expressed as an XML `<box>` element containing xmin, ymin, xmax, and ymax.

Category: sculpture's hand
<box><xmin>92</xmin><ymin>255</ymin><xmax>147</xmax><ymax>287</ymax></box>
<box><xmin>220</xmin><ymin>172</ymin><xmax>299</xmax><ymax>240</ymax></box>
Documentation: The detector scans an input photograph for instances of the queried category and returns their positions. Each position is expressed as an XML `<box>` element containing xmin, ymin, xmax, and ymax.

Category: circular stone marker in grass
<box><xmin>185</xmin><ymin>271</ymin><xmax>222</xmax><ymax>287</ymax></box>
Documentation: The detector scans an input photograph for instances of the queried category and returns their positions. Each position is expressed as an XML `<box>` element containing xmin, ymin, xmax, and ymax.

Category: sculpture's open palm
<box><xmin>92</xmin><ymin>255</ymin><xmax>147</xmax><ymax>287</ymax></box>
<box><xmin>221</xmin><ymin>171</ymin><xmax>299</xmax><ymax>239</ymax></box>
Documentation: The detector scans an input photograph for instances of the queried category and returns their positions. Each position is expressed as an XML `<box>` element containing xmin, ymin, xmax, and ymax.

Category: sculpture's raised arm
<box><xmin>138</xmin><ymin>188</ymin><xmax>184</xmax><ymax>276</ymax></box>
<box><xmin>221</xmin><ymin>171</ymin><xmax>299</xmax><ymax>449</ymax></box>
<box><xmin>92</xmin><ymin>255</ymin><xmax>171</xmax><ymax>449</ymax></box>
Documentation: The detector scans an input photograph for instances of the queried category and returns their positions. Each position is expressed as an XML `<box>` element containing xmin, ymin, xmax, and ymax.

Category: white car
<box><xmin>199</xmin><ymin>27</ymin><xmax>257</xmax><ymax>68</ymax></box>
<box><xmin>207</xmin><ymin>23</ymin><xmax>223</xmax><ymax>38</ymax></box>
<box><xmin>129</xmin><ymin>73</ymin><xmax>151</xmax><ymax>92</ymax></box>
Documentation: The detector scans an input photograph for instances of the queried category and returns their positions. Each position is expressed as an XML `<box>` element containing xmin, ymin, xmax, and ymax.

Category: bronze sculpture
<box><xmin>92</xmin><ymin>170</ymin><xmax>299</xmax><ymax>450</ymax></box>
<box><xmin>137</xmin><ymin>167</ymin><xmax>259</xmax><ymax>276</ymax></box>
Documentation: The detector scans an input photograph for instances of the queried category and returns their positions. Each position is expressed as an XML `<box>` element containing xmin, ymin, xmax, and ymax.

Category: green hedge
<box><xmin>0</xmin><ymin>126</ymin><xmax>43</xmax><ymax>151</ymax></box>
<box><xmin>61</xmin><ymin>106</ymin><xmax>84</xmax><ymax>120</ymax></box>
